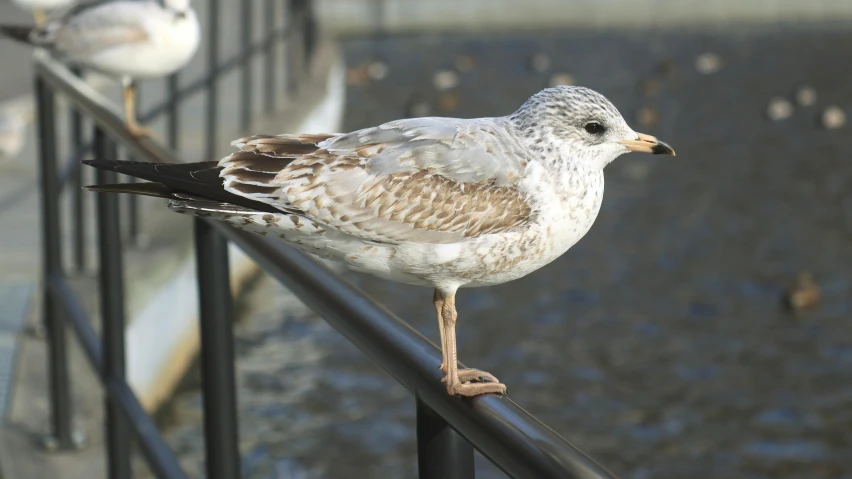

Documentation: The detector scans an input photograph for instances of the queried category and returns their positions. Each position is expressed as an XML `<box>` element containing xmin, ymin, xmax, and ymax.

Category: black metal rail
<box><xmin>34</xmin><ymin>0</ymin><xmax>618</xmax><ymax>477</ymax></box>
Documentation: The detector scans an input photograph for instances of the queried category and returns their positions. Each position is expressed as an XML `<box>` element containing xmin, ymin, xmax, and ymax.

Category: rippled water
<box><xmin>154</xmin><ymin>28</ymin><xmax>852</xmax><ymax>479</ymax></box>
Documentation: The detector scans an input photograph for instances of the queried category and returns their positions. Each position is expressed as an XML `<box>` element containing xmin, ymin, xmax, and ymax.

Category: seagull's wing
<box><xmin>38</xmin><ymin>2</ymin><xmax>153</xmax><ymax>59</ymax></box>
<box><xmin>222</xmin><ymin>118</ymin><xmax>534</xmax><ymax>244</ymax></box>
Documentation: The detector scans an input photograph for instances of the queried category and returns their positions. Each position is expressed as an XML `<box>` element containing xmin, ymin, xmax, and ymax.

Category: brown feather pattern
<box><xmin>220</xmin><ymin>132</ymin><xmax>533</xmax><ymax>244</ymax></box>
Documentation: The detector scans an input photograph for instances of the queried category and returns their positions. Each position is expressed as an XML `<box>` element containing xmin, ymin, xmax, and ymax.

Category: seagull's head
<box><xmin>512</xmin><ymin>85</ymin><xmax>675</xmax><ymax>170</ymax></box>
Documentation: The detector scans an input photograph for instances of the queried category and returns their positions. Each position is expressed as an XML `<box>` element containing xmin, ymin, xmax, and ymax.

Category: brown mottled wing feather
<box><xmin>276</xmin><ymin>155</ymin><xmax>531</xmax><ymax>244</ymax></box>
<box><xmin>231</xmin><ymin>133</ymin><xmax>338</xmax><ymax>157</ymax></box>
<box><xmin>220</xmin><ymin>124</ymin><xmax>533</xmax><ymax>245</ymax></box>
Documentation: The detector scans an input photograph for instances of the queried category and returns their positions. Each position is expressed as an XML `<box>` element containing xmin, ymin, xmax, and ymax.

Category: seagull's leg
<box><xmin>122</xmin><ymin>78</ymin><xmax>155</xmax><ymax>138</ymax></box>
<box><xmin>437</xmin><ymin>288</ymin><xmax>507</xmax><ymax>397</ymax></box>
<box><xmin>433</xmin><ymin>289</ymin><xmax>448</xmax><ymax>374</ymax></box>
<box><xmin>33</xmin><ymin>9</ymin><xmax>46</xmax><ymax>27</ymax></box>
<box><xmin>435</xmin><ymin>288</ymin><xmax>500</xmax><ymax>385</ymax></box>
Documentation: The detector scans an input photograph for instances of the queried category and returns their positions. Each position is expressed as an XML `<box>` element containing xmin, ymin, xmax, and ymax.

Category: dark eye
<box><xmin>584</xmin><ymin>122</ymin><xmax>606</xmax><ymax>135</ymax></box>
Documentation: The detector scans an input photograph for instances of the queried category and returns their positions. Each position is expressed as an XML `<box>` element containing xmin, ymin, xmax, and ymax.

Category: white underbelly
<box><xmin>85</xmin><ymin>39</ymin><xmax>197</xmax><ymax>78</ymax></box>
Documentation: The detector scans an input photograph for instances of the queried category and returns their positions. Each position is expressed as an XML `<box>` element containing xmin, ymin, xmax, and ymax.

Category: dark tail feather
<box><xmin>0</xmin><ymin>25</ymin><xmax>35</xmax><ymax>45</ymax></box>
<box><xmin>82</xmin><ymin>158</ymin><xmax>281</xmax><ymax>214</ymax></box>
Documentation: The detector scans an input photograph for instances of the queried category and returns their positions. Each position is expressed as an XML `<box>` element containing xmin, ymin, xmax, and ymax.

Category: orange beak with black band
<box><xmin>619</xmin><ymin>132</ymin><xmax>676</xmax><ymax>156</ymax></box>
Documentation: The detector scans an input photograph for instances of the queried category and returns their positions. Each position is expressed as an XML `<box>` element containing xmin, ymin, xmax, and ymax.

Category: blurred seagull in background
<box><xmin>10</xmin><ymin>0</ymin><xmax>76</xmax><ymax>26</ymax></box>
<box><xmin>0</xmin><ymin>0</ymin><xmax>200</xmax><ymax>137</ymax></box>
<box><xmin>83</xmin><ymin>86</ymin><xmax>676</xmax><ymax>397</ymax></box>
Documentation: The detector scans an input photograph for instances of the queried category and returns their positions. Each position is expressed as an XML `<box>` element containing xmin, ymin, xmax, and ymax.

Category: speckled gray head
<box><xmin>511</xmin><ymin>85</ymin><xmax>675</xmax><ymax>169</ymax></box>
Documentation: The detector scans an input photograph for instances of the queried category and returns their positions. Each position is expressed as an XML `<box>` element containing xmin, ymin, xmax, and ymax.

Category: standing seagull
<box><xmin>10</xmin><ymin>0</ymin><xmax>76</xmax><ymax>26</ymax></box>
<box><xmin>84</xmin><ymin>86</ymin><xmax>676</xmax><ymax>396</ymax></box>
<box><xmin>1</xmin><ymin>0</ymin><xmax>200</xmax><ymax>137</ymax></box>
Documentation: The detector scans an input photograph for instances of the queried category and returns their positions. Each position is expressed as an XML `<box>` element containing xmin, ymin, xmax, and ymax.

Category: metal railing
<box><xmin>34</xmin><ymin>1</ymin><xmax>618</xmax><ymax>478</ymax></box>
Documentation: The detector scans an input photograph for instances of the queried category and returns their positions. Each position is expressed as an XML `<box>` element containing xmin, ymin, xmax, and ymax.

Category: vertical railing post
<box><xmin>416</xmin><ymin>398</ymin><xmax>475</xmax><ymax>479</ymax></box>
<box><xmin>205</xmin><ymin>0</ymin><xmax>219</xmax><ymax>161</ymax></box>
<box><xmin>35</xmin><ymin>76</ymin><xmax>76</xmax><ymax>450</ymax></box>
<box><xmin>124</xmin><ymin>81</ymin><xmax>140</xmax><ymax>246</ymax></box>
<box><xmin>94</xmin><ymin>126</ymin><xmax>132</xmax><ymax>479</ymax></box>
<box><xmin>125</xmin><ymin>174</ymin><xmax>139</xmax><ymax>245</ymax></box>
<box><xmin>200</xmin><ymin>0</ymin><xmax>240</xmax><ymax>475</ymax></box>
<box><xmin>240</xmin><ymin>0</ymin><xmax>253</xmax><ymax>131</ymax></box>
<box><xmin>264</xmin><ymin>0</ymin><xmax>276</xmax><ymax>113</ymax></box>
<box><xmin>285</xmin><ymin>0</ymin><xmax>302</xmax><ymax>96</ymax></box>
<box><xmin>194</xmin><ymin>218</ymin><xmax>241</xmax><ymax>479</ymax></box>
<box><xmin>303</xmin><ymin>0</ymin><xmax>317</xmax><ymax>64</ymax></box>
<box><xmin>70</xmin><ymin>67</ymin><xmax>86</xmax><ymax>272</ymax></box>
<box><xmin>167</xmin><ymin>73</ymin><xmax>180</xmax><ymax>150</ymax></box>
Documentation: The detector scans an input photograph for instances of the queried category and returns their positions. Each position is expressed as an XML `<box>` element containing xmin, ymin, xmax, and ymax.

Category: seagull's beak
<box><xmin>619</xmin><ymin>132</ymin><xmax>676</xmax><ymax>156</ymax></box>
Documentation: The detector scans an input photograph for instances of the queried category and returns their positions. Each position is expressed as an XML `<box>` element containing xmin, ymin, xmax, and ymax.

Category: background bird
<box><xmin>84</xmin><ymin>86</ymin><xmax>676</xmax><ymax>396</ymax></box>
<box><xmin>0</xmin><ymin>0</ymin><xmax>200</xmax><ymax>137</ymax></box>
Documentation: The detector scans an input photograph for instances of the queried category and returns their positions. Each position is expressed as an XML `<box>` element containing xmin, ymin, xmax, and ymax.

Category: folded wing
<box><xmin>222</xmin><ymin>118</ymin><xmax>533</xmax><ymax>245</ymax></box>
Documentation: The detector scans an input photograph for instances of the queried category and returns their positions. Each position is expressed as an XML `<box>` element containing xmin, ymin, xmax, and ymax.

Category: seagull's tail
<box><xmin>0</xmin><ymin>25</ymin><xmax>36</xmax><ymax>45</ymax></box>
<box><xmin>82</xmin><ymin>158</ymin><xmax>281</xmax><ymax>213</ymax></box>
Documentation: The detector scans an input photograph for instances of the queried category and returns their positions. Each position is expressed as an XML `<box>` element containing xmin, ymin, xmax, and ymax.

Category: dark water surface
<box><xmin>156</xmin><ymin>28</ymin><xmax>852</xmax><ymax>479</ymax></box>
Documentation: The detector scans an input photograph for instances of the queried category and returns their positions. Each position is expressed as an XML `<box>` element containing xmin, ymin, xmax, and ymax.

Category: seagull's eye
<box><xmin>584</xmin><ymin>122</ymin><xmax>606</xmax><ymax>135</ymax></box>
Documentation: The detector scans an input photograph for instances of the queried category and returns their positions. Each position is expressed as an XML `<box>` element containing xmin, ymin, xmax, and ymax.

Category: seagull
<box><xmin>0</xmin><ymin>0</ymin><xmax>200</xmax><ymax>137</ymax></box>
<box><xmin>10</xmin><ymin>0</ymin><xmax>76</xmax><ymax>26</ymax></box>
<box><xmin>84</xmin><ymin>86</ymin><xmax>676</xmax><ymax>396</ymax></box>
